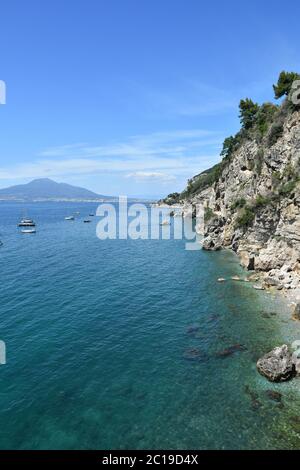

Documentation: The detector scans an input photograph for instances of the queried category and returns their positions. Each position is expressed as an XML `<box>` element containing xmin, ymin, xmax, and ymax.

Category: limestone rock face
<box><xmin>257</xmin><ymin>345</ymin><xmax>295</xmax><ymax>382</ymax></box>
<box><xmin>238</xmin><ymin>250</ymin><xmax>255</xmax><ymax>271</ymax></box>
<box><xmin>202</xmin><ymin>215</ymin><xmax>225</xmax><ymax>251</ymax></box>
<box><xmin>184</xmin><ymin>109</ymin><xmax>300</xmax><ymax>291</ymax></box>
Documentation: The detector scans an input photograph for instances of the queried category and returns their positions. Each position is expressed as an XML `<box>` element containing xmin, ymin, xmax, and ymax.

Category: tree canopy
<box><xmin>273</xmin><ymin>71</ymin><xmax>300</xmax><ymax>99</ymax></box>
<box><xmin>239</xmin><ymin>99</ymin><xmax>259</xmax><ymax>130</ymax></box>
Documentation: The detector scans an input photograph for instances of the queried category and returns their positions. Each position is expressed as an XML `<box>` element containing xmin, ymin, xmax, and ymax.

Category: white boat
<box><xmin>18</xmin><ymin>218</ymin><xmax>36</xmax><ymax>227</ymax></box>
<box><xmin>21</xmin><ymin>229</ymin><xmax>36</xmax><ymax>234</ymax></box>
<box><xmin>160</xmin><ymin>220</ymin><xmax>171</xmax><ymax>226</ymax></box>
<box><xmin>65</xmin><ymin>216</ymin><xmax>75</xmax><ymax>221</ymax></box>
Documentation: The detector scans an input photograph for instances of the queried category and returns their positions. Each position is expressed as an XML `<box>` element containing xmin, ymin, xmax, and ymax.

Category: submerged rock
<box><xmin>186</xmin><ymin>325</ymin><xmax>201</xmax><ymax>336</ymax></box>
<box><xmin>265</xmin><ymin>390</ymin><xmax>282</xmax><ymax>402</ymax></box>
<box><xmin>183</xmin><ymin>348</ymin><xmax>208</xmax><ymax>362</ymax></box>
<box><xmin>244</xmin><ymin>385</ymin><xmax>262</xmax><ymax>410</ymax></box>
<box><xmin>257</xmin><ymin>345</ymin><xmax>295</xmax><ymax>382</ymax></box>
<box><xmin>215</xmin><ymin>344</ymin><xmax>246</xmax><ymax>358</ymax></box>
<box><xmin>261</xmin><ymin>311</ymin><xmax>272</xmax><ymax>319</ymax></box>
<box><xmin>292</xmin><ymin>303</ymin><xmax>300</xmax><ymax>321</ymax></box>
<box><xmin>290</xmin><ymin>416</ymin><xmax>300</xmax><ymax>434</ymax></box>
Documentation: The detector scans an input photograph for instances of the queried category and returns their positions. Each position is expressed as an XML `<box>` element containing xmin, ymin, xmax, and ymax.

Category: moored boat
<box><xmin>18</xmin><ymin>218</ymin><xmax>36</xmax><ymax>227</ymax></box>
<box><xmin>160</xmin><ymin>220</ymin><xmax>171</xmax><ymax>226</ymax></box>
<box><xmin>21</xmin><ymin>228</ymin><xmax>36</xmax><ymax>234</ymax></box>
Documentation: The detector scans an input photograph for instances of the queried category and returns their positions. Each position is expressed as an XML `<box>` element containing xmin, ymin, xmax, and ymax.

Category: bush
<box><xmin>282</xmin><ymin>163</ymin><xmax>296</xmax><ymax>180</ymax></box>
<box><xmin>256</xmin><ymin>103</ymin><xmax>278</xmax><ymax>136</ymax></box>
<box><xmin>271</xmin><ymin>171</ymin><xmax>282</xmax><ymax>188</ymax></box>
<box><xmin>183</xmin><ymin>163</ymin><xmax>223</xmax><ymax>197</ymax></box>
<box><xmin>235</xmin><ymin>206</ymin><xmax>255</xmax><ymax>229</ymax></box>
<box><xmin>254</xmin><ymin>194</ymin><xmax>271</xmax><ymax>208</ymax></box>
<box><xmin>220</xmin><ymin>136</ymin><xmax>236</xmax><ymax>159</ymax></box>
<box><xmin>255</xmin><ymin>149</ymin><xmax>264</xmax><ymax>175</ymax></box>
<box><xmin>231</xmin><ymin>197</ymin><xmax>246</xmax><ymax>211</ymax></box>
<box><xmin>162</xmin><ymin>192</ymin><xmax>181</xmax><ymax>204</ymax></box>
<box><xmin>204</xmin><ymin>207</ymin><xmax>215</xmax><ymax>223</ymax></box>
<box><xmin>239</xmin><ymin>99</ymin><xmax>260</xmax><ymax>130</ymax></box>
<box><xmin>220</xmin><ymin>134</ymin><xmax>243</xmax><ymax>159</ymax></box>
<box><xmin>268</xmin><ymin>121</ymin><xmax>284</xmax><ymax>146</ymax></box>
<box><xmin>278</xmin><ymin>178</ymin><xmax>299</xmax><ymax>196</ymax></box>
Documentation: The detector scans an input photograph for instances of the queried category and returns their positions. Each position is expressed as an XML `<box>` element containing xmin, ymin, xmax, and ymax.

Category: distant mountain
<box><xmin>0</xmin><ymin>178</ymin><xmax>113</xmax><ymax>201</ymax></box>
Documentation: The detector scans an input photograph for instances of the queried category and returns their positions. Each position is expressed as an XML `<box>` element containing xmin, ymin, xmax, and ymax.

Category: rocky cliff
<box><xmin>163</xmin><ymin>73</ymin><xmax>300</xmax><ymax>292</ymax></box>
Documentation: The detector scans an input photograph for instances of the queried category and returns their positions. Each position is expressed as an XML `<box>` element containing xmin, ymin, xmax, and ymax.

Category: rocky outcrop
<box><xmin>178</xmin><ymin>108</ymin><xmax>300</xmax><ymax>292</ymax></box>
<box><xmin>256</xmin><ymin>345</ymin><xmax>295</xmax><ymax>382</ymax></box>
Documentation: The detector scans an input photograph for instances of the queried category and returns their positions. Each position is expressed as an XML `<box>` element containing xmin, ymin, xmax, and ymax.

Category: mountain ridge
<box><xmin>0</xmin><ymin>178</ymin><xmax>114</xmax><ymax>201</ymax></box>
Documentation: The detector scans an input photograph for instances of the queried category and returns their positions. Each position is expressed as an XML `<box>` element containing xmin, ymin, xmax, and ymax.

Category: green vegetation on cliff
<box><xmin>162</xmin><ymin>71</ymin><xmax>300</xmax><ymax>205</ymax></box>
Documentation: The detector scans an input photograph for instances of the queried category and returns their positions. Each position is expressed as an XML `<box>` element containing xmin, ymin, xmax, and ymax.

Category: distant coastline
<box><xmin>0</xmin><ymin>197</ymin><xmax>118</xmax><ymax>203</ymax></box>
<box><xmin>0</xmin><ymin>178</ymin><xmax>155</xmax><ymax>203</ymax></box>
<box><xmin>0</xmin><ymin>197</ymin><xmax>154</xmax><ymax>203</ymax></box>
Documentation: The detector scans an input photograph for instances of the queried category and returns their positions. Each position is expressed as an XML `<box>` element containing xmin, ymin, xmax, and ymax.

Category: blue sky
<box><xmin>0</xmin><ymin>0</ymin><xmax>299</xmax><ymax>198</ymax></box>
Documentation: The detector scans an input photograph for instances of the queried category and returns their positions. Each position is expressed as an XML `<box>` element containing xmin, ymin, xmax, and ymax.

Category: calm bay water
<box><xmin>0</xmin><ymin>202</ymin><xmax>300</xmax><ymax>449</ymax></box>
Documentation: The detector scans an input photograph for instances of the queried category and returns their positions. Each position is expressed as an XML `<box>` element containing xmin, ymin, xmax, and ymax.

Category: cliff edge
<box><xmin>162</xmin><ymin>72</ymin><xmax>300</xmax><ymax>292</ymax></box>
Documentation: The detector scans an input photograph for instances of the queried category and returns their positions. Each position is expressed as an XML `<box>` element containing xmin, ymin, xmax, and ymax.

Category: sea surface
<box><xmin>0</xmin><ymin>201</ymin><xmax>300</xmax><ymax>450</ymax></box>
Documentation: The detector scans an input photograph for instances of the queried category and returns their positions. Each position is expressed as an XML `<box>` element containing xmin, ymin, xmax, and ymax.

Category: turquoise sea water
<box><xmin>0</xmin><ymin>202</ymin><xmax>300</xmax><ymax>450</ymax></box>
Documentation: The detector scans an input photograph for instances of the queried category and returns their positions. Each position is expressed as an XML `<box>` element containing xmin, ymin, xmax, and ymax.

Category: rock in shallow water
<box><xmin>257</xmin><ymin>345</ymin><xmax>295</xmax><ymax>382</ymax></box>
<box><xmin>265</xmin><ymin>390</ymin><xmax>282</xmax><ymax>402</ymax></box>
<box><xmin>292</xmin><ymin>303</ymin><xmax>300</xmax><ymax>321</ymax></box>
<box><xmin>186</xmin><ymin>325</ymin><xmax>201</xmax><ymax>336</ymax></box>
<box><xmin>244</xmin><ymin>385</ymin><xmax>262</xmax><ymax>410</ymax></box>
<box><xmin>215</xmin><ymin>344</ymin><xmax>246</xmax><ymax>358</ymax></box>
<box><xmin>183</xmin><ymin>348</ymin><xmax>208</xmax><ymax>362</ymax></box>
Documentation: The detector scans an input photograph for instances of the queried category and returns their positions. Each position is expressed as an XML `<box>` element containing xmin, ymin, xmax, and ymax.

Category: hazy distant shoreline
<box><xmin>0</xmin><ymin>197</ymin><xmax>154</xmax><ymax>203</ymax></box>
<box><xmin>0</xmin><ymin>179</ymin><xmax>155</xmax><ymax>203</ymax></box>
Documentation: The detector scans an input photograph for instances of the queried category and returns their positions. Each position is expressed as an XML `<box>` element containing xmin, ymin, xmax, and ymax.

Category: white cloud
<box><xmin>0</xmin><ymin>128</ymin><xmax>224</xmax><ymax>184</ymax></box>
<box><xmin>38</xmin><ymin>129</ymin><xmax>222</xmax><ymax>159</ymax></box>
<box><xmin>126</xmin><ymin>171</ymin><xmax>176</xmax><ymax>182</ymax></box>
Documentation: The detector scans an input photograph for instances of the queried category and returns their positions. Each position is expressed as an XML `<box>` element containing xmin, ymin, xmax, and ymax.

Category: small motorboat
<box><xmin>21</xmin><ymin>228</ymin><xmax>36</xmax><ymax>234</ymax></box>
<box><xmin>159</xmin><ymin>220</ymin><xmax>171</xmax><ymax>226</ymax></box>
<box><xmin>18</xmin><ymin>218</ymin><xmax>36</xmax><ymax>227</ymax></box>
<box><xmin>89</xmin><ymin>214</ymin><xmax>95</xmax><ymax>217</ymax></box>
<box><xmin>65</xmin><ymin>216</ymin><xmax>75</xmax><ymax>221</ymax></box>
<box><xmin>84</xmin><ymin>219</ymin><xmax>92</xmax><ymax>223</ymax></box>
